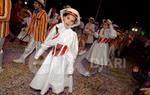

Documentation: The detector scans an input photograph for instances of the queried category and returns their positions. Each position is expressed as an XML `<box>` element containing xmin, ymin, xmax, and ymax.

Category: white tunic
<box><xmin>86</xmin><ymin>26</ymin><xmax>117</xmax><ymax>66</ymax></box>
<box><xmin>30</xmin><ymin>23</ymin><xmax>78</xmax><ymax>94</ymax></box>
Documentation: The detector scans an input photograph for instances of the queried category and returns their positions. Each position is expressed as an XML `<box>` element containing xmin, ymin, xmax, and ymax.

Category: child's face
<box><xmin>63</xmin><ymin>14</ymin><xmax>76</xmax><ymax>28</ymax></box>
<box><xmin>33</xmin><ymin>1</ymin><xmax>41</xmax><ymax>9</ymax></box>
<box><xmin>103</xmin><ymin>22</ymin><xmax>109</xmax><ymax>29</ymax></box>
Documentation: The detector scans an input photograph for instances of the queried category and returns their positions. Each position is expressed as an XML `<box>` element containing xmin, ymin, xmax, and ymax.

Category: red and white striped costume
<box><xmin>0</xmin><ymin>0</ymin><xmax>11</xmax><ymax>38</ymax></box>
<box><xmin>27</xmin><ymin>9</ymin><xmax>48</xmax><ymax>42</ymax></box>
<box><xmin>13</xmin><ymin>8</ymin><xmax>48</xmax><ymax>64</ymax></box>
<box><xmin>0</xmin><ymin>0</ymin><xmax>11</xmax><ymax>72</ymax></box>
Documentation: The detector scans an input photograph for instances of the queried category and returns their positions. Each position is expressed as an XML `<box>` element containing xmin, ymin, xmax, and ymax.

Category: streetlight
<box><xmin>131</xmin><ymin>27</ymin><xmax>138</xmax><ymax>32</ymax></box>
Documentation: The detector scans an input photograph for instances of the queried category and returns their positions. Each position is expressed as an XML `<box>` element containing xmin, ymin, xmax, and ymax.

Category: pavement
<box><xmin>0</xmin><ymin>38</ymin><xmax>138</xmax><ymax>95</ymax></box>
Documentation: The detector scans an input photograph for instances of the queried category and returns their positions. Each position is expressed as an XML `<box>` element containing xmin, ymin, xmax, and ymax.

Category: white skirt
<box><xmin>86</xmin><ymin>41</ymin><xmax>109</xmax><ymax>66</ymax></box>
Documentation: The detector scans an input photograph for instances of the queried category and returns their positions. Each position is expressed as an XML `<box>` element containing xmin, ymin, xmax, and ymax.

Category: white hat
<box><xmin>35</xmin><ymin>0</ymin><xmax>45</xmax><ymax>7</ymax></box>
<box><xmin>60</xmin><ymin>8</ymin><xmax>80</xmax><ymax>28</ymax></box>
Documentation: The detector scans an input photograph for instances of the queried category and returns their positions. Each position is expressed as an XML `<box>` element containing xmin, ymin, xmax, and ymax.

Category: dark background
<box><xmin>60</xmin><ymin>0</ymin><xmax>149</xmax><ymax>32</ymax></box>
<box><xmin>12</xmin><ymin>0</ymin><xmax>149</xmax><ymax>32</ymax></box>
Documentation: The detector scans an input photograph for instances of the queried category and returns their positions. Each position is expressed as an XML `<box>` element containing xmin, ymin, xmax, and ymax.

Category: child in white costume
<box><xmin>30</xmin><ymin>8</ymin><xmax>80</xmax><ymax>95</ymax></box>
<box><xmin>86</xmin><ymin>19</ymin><xmax>117</xmax><ymax>71</ymax></box>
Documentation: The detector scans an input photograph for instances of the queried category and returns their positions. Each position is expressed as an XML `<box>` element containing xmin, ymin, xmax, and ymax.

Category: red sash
<box><xmin>51</xmin><ymin>27</ymin><xmax>68</xmax><ymax>56</ymax></box>
<box><xmin>52</xmin><ymin>44</ymin><xmax>68</xmax><ymax>56</ymax></box>
<box><xmin>97</xmin><ymin>38</ymin><xmax>110</xmax><ymax>43</ymax></box>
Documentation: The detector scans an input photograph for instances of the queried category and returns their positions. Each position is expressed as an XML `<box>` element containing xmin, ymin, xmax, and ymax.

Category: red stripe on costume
<box><xmin>60</xmin><ymin>46</ymin><xmax>67</xmax><ymax>55</ymax></box>
<box><xmin>97</xmin><ymin>38</ymin><xmax>110</xmax><ymax>43</ymax></box>
<box><xmin>0</xmin><ymin>0</ymin><xmax>11</xmax><ymax>37</ymax></box>
<box><xmin>52</xmin><ymin>32</ymin><xmax>60</xmax><ymax>40</ymax></box>
<box><xmin>28</xmin><ymin>10</ymin><xmax>47</xmax><ymax>42</ymax></box>
<box><xmin>0</xmin><ymin>0</ymin><xmax>4</xmax><ymax>16</ymax></box>
<box><xmin>52</xmin><ymin>44</ymin><xmax>68</xmax><ymax>56</ymax></box>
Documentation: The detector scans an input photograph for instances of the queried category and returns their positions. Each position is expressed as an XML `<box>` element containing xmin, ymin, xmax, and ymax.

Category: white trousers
<box><xmin>20</xmin><ymin>37</ymin><xmax>42</xmax><ymax>60</ymax></box>
<box><xmin>0</xmin><ymin>37</ymin><xmax>5</xmax><ymax>67</ymax></box>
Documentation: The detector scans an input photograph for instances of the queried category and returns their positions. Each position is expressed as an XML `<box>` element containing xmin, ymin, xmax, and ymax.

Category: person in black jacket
<box><xmin>132</xmin><ymin>41</ymin><xmax>150</xmax><ymax>95</ymax></box>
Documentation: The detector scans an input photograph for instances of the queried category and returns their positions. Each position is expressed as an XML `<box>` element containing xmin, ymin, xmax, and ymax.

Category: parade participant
<box><xmin>13</xmin><ymin>0</ymin><xmax>48</xmax><ymax>64</ymax></box>
<box><xmin>86</xmin><ymin>19</ymin><xmax>117</xmax><ymax>72</ymax></box>
<box><xmin>0</xmin><ymin>0</ymin><xmax>11</xmax><ymax>73</ymax></box>
<box><xmin>30</xmin><ymin>8</ymin><xmax>80</xmax><ymax>95</ymax></box>
<box><xmin>47</xmin><ymin>7</ymin><xmax>60</xmax><ymax>30</ymax></box>
<box><xmin>83</xmin><ymin>17</ymin><xmax>95</xmax><ymax>49</ymax></box>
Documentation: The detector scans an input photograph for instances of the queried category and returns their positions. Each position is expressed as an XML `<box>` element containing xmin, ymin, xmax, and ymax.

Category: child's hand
<box><xmin>33</xmin><ymin>59</ymin><xmax>39</xmax><ymax>65</ymax></box>
<box><xmin>33</xmin><ymin>56</ymin><xmax>44</xmax><ymax>65</ymax></box>
<box><xmin>25</xmin><ymin>27</ymin><xmax>28</xmax><ymax>32</ymax></box>
<box><xmin>132</xmin><ymin>66</ymin><xmax>139</xmax><ymax>72</ymax></box>
<box><xmin>140</xmin><ymin>88</ymin><xmax>150</xmax><ymax>95</ymax></box>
